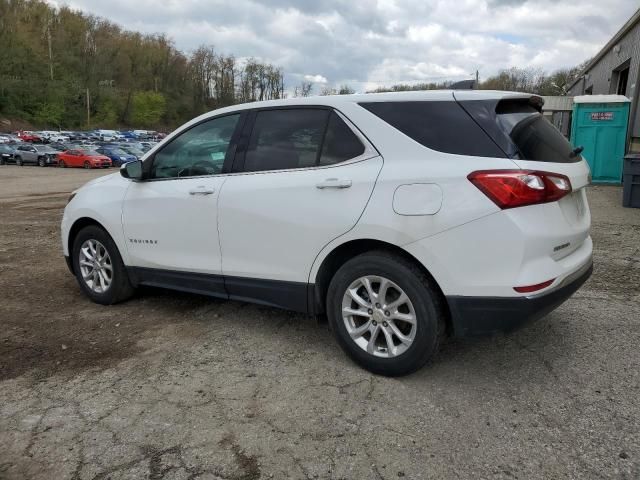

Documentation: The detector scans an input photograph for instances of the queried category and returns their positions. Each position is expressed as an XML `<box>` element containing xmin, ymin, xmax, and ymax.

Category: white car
<box><xmin>61</xmin><ymin>90</ymin><xmax>592</xmax><ymax>375</ymax></box>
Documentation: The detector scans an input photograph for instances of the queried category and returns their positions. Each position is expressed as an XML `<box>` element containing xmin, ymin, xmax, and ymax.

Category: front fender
<box><xmin>61</xmin><ymin>174</ymin><xmax>131</xmax><ymax>263</ymax></box>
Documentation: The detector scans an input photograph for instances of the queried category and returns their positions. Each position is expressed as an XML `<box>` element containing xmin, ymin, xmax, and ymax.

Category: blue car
<box><xmin>119</xmin><ymin>131</ymin><xmax>139</xmax><ymax>140</ymax></box>
<box><xmin>95</xmin><ymin>146</ymin><xmax>137</xmax><ymax>167</ymax></box>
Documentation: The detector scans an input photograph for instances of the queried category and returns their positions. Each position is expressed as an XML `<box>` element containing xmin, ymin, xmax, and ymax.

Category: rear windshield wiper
<box><xmin>569</xmin><ymin>146</ymin><xmax>584</xmax><ymax>158</ymax></box>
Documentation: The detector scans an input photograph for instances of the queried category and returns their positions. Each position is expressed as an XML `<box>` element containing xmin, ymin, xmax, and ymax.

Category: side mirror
<box><xmin>120</xmin><ymin>160</ymin><xmax>144</xmax><ymax>181</ymax></box>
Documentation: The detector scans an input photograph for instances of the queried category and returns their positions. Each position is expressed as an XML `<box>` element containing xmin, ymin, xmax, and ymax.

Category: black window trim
<box><xmin>141</xmin><ymin>111</ymin><xmax>248</xmax><ymax>182</ymax></box>
<box><xmin>230</xmin><ymin>105</ymin><xmax>378</xmax><ymax>175</ymax></box>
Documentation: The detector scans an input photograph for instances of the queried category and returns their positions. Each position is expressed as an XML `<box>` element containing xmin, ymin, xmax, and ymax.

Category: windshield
<box><xmin>495</xmin><ymin>102</ymin><xmax>581</xmax><ymax>163</ymax></box>
<box><xmin>108</xmin><ymin>148</ymin><xmax>127</xmax><ymax>155</ymax></box>
<box><xmin>123</xmin><ymin>148</ymin><xmax>143</xmax><ymax>155</ymax></box>
<box><xmin>36</xmin><ymin>146</ymin><xmax>57</xmax><ymax>153</ymax></box>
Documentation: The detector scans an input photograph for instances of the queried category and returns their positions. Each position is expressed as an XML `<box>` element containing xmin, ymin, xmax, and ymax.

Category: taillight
<box><xmin>468</xmin><ymin>170</ymin><xmax>572</xmax><ymax>209</ymax></box>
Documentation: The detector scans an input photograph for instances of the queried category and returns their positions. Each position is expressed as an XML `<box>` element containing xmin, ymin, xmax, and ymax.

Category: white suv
<box><xmin>62</xmin><ymin>91</ymin><xmax>592</xmax><ymax>376</ymax></box>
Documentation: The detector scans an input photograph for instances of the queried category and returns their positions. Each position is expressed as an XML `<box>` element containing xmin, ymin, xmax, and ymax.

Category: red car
<box><xmin>58</xmin><ymin>149</ymin><xmax>112</xmax><ymax>169</ymax></box>
<box><xmin>14</xmin><ymin>131</ymin><xmax>42</xmax><ymax>143</ymax></box>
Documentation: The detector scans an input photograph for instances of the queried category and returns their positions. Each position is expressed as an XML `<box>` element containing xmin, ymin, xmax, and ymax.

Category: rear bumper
<box><xmin>446</xmin><ymin>260</ymin><xmax>592</xmax><ymax>337</ymax></box>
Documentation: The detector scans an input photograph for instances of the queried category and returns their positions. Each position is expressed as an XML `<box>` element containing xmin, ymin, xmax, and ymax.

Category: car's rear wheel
<box><xmin>327</xmin><ymin>250</ymin><xmax>445</xmax><ymax>376</ymax></box>
<box><xmin>83</xmin><ymin>161</ymin><xmax>91</xmax><ymax>169</ymax></box>
<box><xmin>72</xmin><ymin>225</ymin><xmax>135</xmax><ymax>305</ymax></box>
<box><xmin>38</xmin><ymin>157</ymin><xmax>46</xmax><ymax>167</ymax></box>
<box><xmin>15</xmin><ymin>156</ymin><xmax>23</xmax><ymax>166</ymax></box>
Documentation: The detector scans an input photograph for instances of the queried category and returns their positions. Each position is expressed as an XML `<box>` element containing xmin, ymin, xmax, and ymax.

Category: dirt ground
<box><xmin>0</xmin><ymin>164</ymin><xmax>639</xmax><ymax>479</ymax></box>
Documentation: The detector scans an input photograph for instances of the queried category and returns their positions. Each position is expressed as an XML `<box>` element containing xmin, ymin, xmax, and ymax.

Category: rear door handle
<box><xmin>189</xmin><ymin>186</ymin><xmax>215</xmax><ymax>195</ymax></box>
<box><xmin>316</xmin><ymin>178</ymin><xmax>352</xmax><ymax>189</ymax></box>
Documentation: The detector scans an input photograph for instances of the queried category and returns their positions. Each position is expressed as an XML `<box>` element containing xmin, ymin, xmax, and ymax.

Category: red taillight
<box><xmin>513</xmin><ymin>279</ymin><xmax>555</xmax><ymax>293</ymax></box>
<box><xmin>468</xmin><ymin>170</ymin><xmax>572</xmax><ymax>209</ymax></box>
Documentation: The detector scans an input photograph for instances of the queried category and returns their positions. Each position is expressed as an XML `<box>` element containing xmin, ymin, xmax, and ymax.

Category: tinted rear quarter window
<box><xmin>359</xmin><ymin>101</ymin><xmax>505</xmax><ymax>158</ymax></box>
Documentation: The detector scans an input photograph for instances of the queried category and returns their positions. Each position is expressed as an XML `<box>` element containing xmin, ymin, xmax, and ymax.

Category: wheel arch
<box><xmin>311</xmin><ymin>238</ymin><xmax>452</xmax><ymax>334</ymax></box>
<box><xmin>66</xmin><ymin>217</ymin><xmax>109</xmax><ymax>274</ymax></box>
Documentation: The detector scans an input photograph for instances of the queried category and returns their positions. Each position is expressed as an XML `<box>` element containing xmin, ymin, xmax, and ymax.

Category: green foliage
<box><xmin>34</xmin><ymin>100</ymin><xmax>64</xmax><ymax>127</ymax></box>
<box><xmin>0</xmin><ymin>0</ymin><xmax>284</xmax><ymax>129</ymax></box>
<box><xmin>131</xmin><ymin>91</ymin><xmax>166</xmax><ymax>127</ymax></box>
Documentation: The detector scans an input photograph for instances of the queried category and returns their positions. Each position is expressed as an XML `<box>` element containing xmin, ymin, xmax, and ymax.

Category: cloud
<box><xmin>303</xmin><ymin>74</ymin><xmax>328</xmax><ymax>84</ymax></box>
<box><xmin>52</xmin><ymin>0</ymin><xmax>639</xmax><ymax>90</ymax></box>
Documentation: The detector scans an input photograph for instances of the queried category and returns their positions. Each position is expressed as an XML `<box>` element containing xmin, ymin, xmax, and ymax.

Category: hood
<box><xmin>80</xmin><ymin>172</ymin><xmax>119</xmax><ymax>189</ymax></box>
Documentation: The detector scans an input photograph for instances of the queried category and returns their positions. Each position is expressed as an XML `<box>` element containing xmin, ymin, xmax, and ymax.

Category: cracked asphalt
<box><xmin>1</xmin><ymin>165</ymin><xmax>639</xmax><ymax>479</ymax></box>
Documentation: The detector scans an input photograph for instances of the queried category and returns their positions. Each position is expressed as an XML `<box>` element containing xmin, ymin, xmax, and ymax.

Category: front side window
<box><xmin>150</xmin><ymin>114</ymin><xmax>240</xmax><ymax>179</ymax></box>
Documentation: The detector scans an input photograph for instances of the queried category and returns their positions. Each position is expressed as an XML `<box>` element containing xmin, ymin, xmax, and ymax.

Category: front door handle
<box><xmin>316</xmin><ymin>178</ymin><xmax>352</xmax><ymax>189</ymax></box>
<box><xmin>189</xmin><ymin>186</ymin><xmax>215</xmax><ymax>195</ymax></box>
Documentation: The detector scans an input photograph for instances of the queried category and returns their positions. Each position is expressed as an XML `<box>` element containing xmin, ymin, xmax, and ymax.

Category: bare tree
<box><xmin>294</xmin><ymin>81</ymin><xmax>313</xmax><ymax>97</ymax></box>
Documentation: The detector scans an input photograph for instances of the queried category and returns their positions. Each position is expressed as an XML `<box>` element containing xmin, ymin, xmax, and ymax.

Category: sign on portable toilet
<box><xmin>570</xmin><ymin>95</ymin><xmax>630</xmax><ymax>184</ymax></box>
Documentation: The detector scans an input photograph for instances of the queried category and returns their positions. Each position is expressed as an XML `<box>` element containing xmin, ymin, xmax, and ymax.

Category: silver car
<box><xmin>14</xmin><ymin>145</ymin><xmax>59</xmax><ymax>167</ymax></box>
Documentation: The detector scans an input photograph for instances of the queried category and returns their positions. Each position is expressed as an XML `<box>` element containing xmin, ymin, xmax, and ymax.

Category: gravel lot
<box><xmin>1</xmin><ymin>165</ymin><xmax>639</xmax><ymax>479</ymax></box>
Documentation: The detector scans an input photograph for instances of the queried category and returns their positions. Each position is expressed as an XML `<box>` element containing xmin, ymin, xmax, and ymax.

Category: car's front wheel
<box><xmin>15</xmin><ymin>156</ymin><xmax>23</xmax><ymax>166</ymax></box>
<box><xmin>38</xmin><ymin>157</ymin><xmax>46</xmax><ymax>167</ymax></box>
<box><xmin>327</xmin><ymin>251</ymin><xmax>445</xmax><ymax>376</ymax></box>
<box><xmin>72</xmin><ymin>225</ymin><xmax>135</xmax><ymax>305</ymax></box>
<box><xmin>83</xmin><ymin>161</ymin><xmax>91</xmax><ymax>169</ymax></box>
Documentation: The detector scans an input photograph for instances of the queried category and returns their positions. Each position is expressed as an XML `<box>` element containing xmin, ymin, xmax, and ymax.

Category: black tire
<box><xmin>327</xmin><ymin>250</ymin><xmax>445</xmax><ymax>376</ymax></box>
<box><xmin>15</xmin><ymin>156</ymin><xmax>23</xmax><ymax>166</ymax></box>
<box><xmin>71</xmin><ymin>225</ymin><xmax>135</xmax><ymax>305</ymax></box>
<box><xmin>59</xmin><ymin>160</ymin><xmax>66</xmax><ymax>168</ymax></box>
<box><xmin>0</xmin><ymin>158</ymin><xmax>4</xmax><ymax>166</ymax></box>
<box><xmin>38</xmin><ymin>157</ymin><xmax>46</xmax><ymax>167</ymax></box>
<box><xmin>83</xmin><ymin>161</ymin><xmax>91</xmax><ymax>169</ymax></box>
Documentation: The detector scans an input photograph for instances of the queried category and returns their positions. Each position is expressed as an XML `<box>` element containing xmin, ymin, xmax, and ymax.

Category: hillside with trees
<box><xmin>0</xmin><ymin>0</ymin><xmax>590</xmax><ymax>130</ymax></box>
<box><xmin>0</xmin><ymin>0</ymin><xmax>284</xmax><ymax>130</ymax></box>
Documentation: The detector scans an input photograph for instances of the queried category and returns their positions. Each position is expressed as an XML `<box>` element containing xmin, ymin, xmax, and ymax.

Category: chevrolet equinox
<box><xmin>62</xmin><ymin>90</ymin><xmax>593</xmax><ymax>376</ymax></box>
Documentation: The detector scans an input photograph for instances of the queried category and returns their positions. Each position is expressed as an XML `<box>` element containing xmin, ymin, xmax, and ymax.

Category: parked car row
<box><xmin>0</xmin><ymin>140</ymin><xmax>158</xmax><ymax>168</ymax></box>
<box><xmin>2</xmin><ymin>129</ymin><xmax>167</xmax><ymax>144</ymax></box>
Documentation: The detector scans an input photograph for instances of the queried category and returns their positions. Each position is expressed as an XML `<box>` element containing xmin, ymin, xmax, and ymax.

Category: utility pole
<box><xmin>475</xmin><ymin>70</ymin><xmax>479</xmax><ymax>89</ymax></box>
<box><xmin>46</xmin><ymin>19</ymin><xmax>54</xmax><ymax>80</ymax></box>
<box><xmin>86</xmin><ymin>88</ymin><xmax>90</xmax><ymax>128</ymax></box>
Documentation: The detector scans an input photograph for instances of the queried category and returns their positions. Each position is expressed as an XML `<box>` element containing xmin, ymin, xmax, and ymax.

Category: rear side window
<box><xmin>495</xmin><ymin>101</ymin><xmax>581</xmax><ymax>163</ymax></box>
<box><xmin>244</xmin><ymin>109</ymin><xmax>329</xmax><ymax>172</ymax></box>
<box><xmin>359</xmin><ymin>101</ymin><xmax>505</xmax><ymax>158</ymax></box>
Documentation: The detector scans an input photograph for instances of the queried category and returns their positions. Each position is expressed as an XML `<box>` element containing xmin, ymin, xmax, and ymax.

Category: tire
<box><xmin>59</xmin><ymin>160</ymin><xmax>66</xmax><ymax>168</ymax></box>
<box><xmin>71</xmin><ymin>225</ymin><xmax>135</xmax><ymax>305</ymax></box>
<box><xmin>15</xmin><ymin>156</ymin><xmax>23</xmax><ymax>166</ymax></box>
<box><xmin>326</xmin><ymin>250</ymin><xmax>445</xmax><ymax>376</ymax></box>
<box><xmin>83</xmin><ymin>161</ymin><xmax>91</xmax><ymax>169</ymax></box>
<box><xmin>38</xmin><ymin>157</ymin><xmax>46</xmax><ymax>167</ymax></box>
<box><xmin>0</xmin><ymin>158</ymin><xmax>4</xmax><ymax>166</ymax></box>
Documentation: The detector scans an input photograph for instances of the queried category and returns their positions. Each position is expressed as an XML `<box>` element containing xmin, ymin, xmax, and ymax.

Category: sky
<box><xmin>48</xmin><ymin>0</ymin><xmax>639</xmax><ymax>92</ymax></box>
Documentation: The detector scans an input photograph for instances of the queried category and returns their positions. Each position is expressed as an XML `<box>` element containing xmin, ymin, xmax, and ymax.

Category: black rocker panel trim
<box><xmin>127</xmin><ymin>267</ymin><xmax>310</xmax><ymax>313</ymax></box>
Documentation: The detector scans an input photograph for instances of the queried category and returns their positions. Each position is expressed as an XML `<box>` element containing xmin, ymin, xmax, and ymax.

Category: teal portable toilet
<box><xmin>570</xmin><ymin>95</ymin><xmax>630</xmax><ymax>183</ymax></box>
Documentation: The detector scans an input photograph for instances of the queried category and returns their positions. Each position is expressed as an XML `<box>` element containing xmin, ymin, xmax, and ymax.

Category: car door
<box><xmin>27</xmin><ymin>146</ymin><xmax>38</xmax><ymax>163</ymax></box>
<box><xmin>121</xmin><ymin>113</ymin><xmax>243</xmax><ymax>295</ymax></box>
<box><xmin>62</xmin><ymin>150</ymin><xmax>79</xmax><ymax>167</ymax></box>
<box><xmin>217</xmin><ymin>107</ymin><xmax>382</xmax><ymax>310</ymax></box>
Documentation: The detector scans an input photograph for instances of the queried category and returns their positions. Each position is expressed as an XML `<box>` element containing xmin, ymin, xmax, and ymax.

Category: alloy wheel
<box><xmin>341</xmin><ymin>275</ymin><xmax>417</xmax><ymax>358</ymax></box>
<box><xmin>78</xmin><ymin>239</ymin><xmax>113</xmax><ymax>294</ymax></box>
